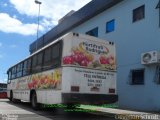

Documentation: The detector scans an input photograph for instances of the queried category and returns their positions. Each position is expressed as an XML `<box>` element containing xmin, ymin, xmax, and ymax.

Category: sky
<box><xmin>0</xmin><ymin>0</ymin><xmax>91</xmax><ymax>83</ymax></box>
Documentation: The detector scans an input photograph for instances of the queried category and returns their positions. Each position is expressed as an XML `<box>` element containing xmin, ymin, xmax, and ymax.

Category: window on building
<box><xmin>86</xmin><ymin>27</ymin><xmax>98</xmax><ymax>37</ymax></box>
<box><xmin>133</xmin><ymin>5</ymin><xmax>145</xmax><ymax>22</ymax></box>
<box><xmin>130</xmin><ymin>69</ymin><xmax>145</xmax><ymax>85</ymax></box>
<box><xmin>154</xmin><ymin>66</ymin><xmax>160</xmax><ymax>84</ymax></box>
<box><xmin>106</xmin><ymin>19</ymin><xmax>115</xmax><ymax>33</ymax></box>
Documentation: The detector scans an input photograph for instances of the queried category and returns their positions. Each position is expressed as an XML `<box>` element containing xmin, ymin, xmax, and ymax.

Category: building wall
<box><xmin>72</xmin><ymin>0</ymin><xmax>160</xmax><ymax>111</ymax></box>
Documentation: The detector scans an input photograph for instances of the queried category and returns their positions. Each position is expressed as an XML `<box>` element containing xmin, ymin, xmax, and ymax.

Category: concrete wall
<box><xmin>72</xmin><ymin>0</ymin><xmax>160</xmax><ymax>111</ymax></box>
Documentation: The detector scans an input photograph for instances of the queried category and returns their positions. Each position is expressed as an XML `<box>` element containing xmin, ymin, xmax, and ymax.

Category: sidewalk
<box><xmin>79</xmin><ymin>105</ymin><xmax>160</xmax><ymax>120</ymax></box>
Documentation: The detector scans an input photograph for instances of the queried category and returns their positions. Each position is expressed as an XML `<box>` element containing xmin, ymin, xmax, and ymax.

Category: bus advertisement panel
<box><xmin>62</xmin><ymin>35</ymin><xmax>116</xmax><ymax>71</ymax></box>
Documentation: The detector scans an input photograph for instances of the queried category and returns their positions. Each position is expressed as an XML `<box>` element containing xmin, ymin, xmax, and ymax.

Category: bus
<box><xmin>0</xmin><ymin>83</ymin><xmax>7</xmax><ymax>99</ymax></box>
<box><xmin>7</xmin><ymin>32</ymin><xmax>118</xmax><ymax>109</ymax></box>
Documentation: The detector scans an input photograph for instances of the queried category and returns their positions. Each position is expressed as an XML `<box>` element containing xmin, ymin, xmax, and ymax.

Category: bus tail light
<box><xmin>71</xmin><ymin>86</ymin><xmax>79</xmax><ymax>92</ymax></box>
<box><xmin>109</xmin><ymin>88</ymin><xmax>115</xmax><ymax>93</ymax></box>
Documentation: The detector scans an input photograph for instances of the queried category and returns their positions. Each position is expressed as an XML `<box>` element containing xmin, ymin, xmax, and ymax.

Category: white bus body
<box><xmin>7</xmin><ymin>32</ymin><xmax>117</xmax><ymax>108</ymax></box>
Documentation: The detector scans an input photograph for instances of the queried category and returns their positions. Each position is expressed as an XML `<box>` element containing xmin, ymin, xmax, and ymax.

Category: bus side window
<box><xmin>23</xmin><ymin>59</ymin><xmax>32</xmax><ymax>76</ymax></box>
<box><xmin>52</xmin><ymin>43</ymin><xmax>60</xmax><ymax>59</ymax></box>
<box><xmin>16</xmin><ymin>65</ymin><xmax>19</xmax><ymax>77</ymax></box>
<box><xmin>27</xmin><ymin>58</ymin><xmax>31</xmax><ymax>75</ymax></box>
<box><xmin>9</xmin><ymin>70</ymin><xmax>12</xmax><ymax>80</ymax></box>
<box><xmin>11</xmin><ymin>66</ymin><xmax>17</xmax><ymax>79</ymax></box>
<box><xmin>23</xmin><ymin>60</ymin><xmax>27</xmax><ymax>76</ymax></box>
<box><xmin>20</xmin><ymin>63</ymin><xmax>23</xmax><ymax>77</ymax></box>
<box><xmin>43</xmin><ymin>47</ymin><xmax>51</xmax><ymax>70</ymax></box>
<box><xmin>36</xmin><ymin>52</ymin><xmax>43</xmax><ymax>72</ymax></box>
<box><xmin>30</xmin><ymin>52</ymin><xmax>43</xmax><ymax>73</ymax></box>
<box><xmin>31</xmin><ymin>55</ymin><xmax>37</xmax><ymax>73</ymax></box>
<box><xmin>7</xmin><ymin>70</ymin><xmax>12</xmax><ymax>83</ymax></box>
<box><xmin>51</xmin><ymin>41</ymin><xmax>62</xmax><ymax>68</ymax></box>
<box><xmin>17</xmin><ymin>63</ymin><xmax>23</xmax><ymax>78</ymax></box>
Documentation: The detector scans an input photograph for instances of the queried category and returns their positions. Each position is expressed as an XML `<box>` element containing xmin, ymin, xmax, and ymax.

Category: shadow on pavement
<box><xmin>0</xmin><ymin>99</ymin><xmax>115</xmax><ymax>120</ymax></box>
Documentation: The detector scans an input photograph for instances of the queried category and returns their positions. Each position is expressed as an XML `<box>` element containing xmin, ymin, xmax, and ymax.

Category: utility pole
<box><xmin>35</xmin><ymin>0</ymin><xmax>42</xmax><ymax>50</ymax></box>
<box><xmin>156</xmin><ymin>0</ymin><xmax>160</xmax><ymax>27</ymax></box>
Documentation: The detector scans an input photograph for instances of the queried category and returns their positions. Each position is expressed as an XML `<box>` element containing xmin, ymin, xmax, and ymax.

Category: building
<box><xmin>30</xmin><ymin>0</ymin><xmax>160</xmax><ymax>111</ymax></box>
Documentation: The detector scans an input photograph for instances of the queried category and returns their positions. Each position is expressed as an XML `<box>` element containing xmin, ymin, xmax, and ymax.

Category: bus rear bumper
<box><xmin>62</xmin><ymin>93</ymin><xmax>118</xmax><ymax>105</ymax></box>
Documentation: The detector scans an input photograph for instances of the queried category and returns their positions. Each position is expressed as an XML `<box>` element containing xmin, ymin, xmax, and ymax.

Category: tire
<box><xmin>9</xmin><ymin>91</ymin><xmax>13</xmax><ymax>102</ymax></box>
<box><xmin>31</xmin><ymin>92</ymin><xmax>39</xmax><ymax>110</ymax></box>
<box><xmin>9</xmin><ymin>91</ymin><xmax>21</xmax><ymax>103</ymax></box>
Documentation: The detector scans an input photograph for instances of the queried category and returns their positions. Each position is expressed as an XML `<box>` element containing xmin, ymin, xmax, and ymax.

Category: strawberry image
<box><xmin>72</xmin><ymin>53</ymin><xmax>83</xmax><ymax>64</ymax></box>
<box><xmin>72</xmin><ymin>52</ymin><xmax>90</xmax><ymax>66</ymax></box>
<box><xmin>63</xmin><ymin>56</ymin><xmax>74</xmax><ymax>64</ymax></box>
<box><xmin>80</xmin><ymin>59</ymin><xmax>89</xmax><ymax>66</ymax></box>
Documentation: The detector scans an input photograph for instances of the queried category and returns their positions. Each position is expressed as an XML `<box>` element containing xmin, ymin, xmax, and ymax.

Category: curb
<box><xmin>79</xmin><ymin>105</ymin><xmax>160</xmax><ymax>120</ymax></box>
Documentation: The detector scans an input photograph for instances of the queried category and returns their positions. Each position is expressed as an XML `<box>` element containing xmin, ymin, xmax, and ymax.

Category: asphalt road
<box><xmin>0</xmin><ymin>99</ymin><xmax>117</xmax><ymax>120</ymax></box>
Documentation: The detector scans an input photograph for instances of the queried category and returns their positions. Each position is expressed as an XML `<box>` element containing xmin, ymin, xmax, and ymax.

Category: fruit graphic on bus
<box><xmin>80</xmin><ymin>59</ymin><xmax>89</xmax><ymax>66</ymax></box>
<box><xmin>99</xmin><ymin>55</ymin><xmax>109</xmax><ymax>64</ymax></box>
<box><xmin>63</xmin><ymin>56</ymin><xmax>74</xmax><ymax>64</ymax></box>
<box><xmin>28</xmin><ymin>82</ymin><xmax>33</xmax><ymax>89</ymax></box>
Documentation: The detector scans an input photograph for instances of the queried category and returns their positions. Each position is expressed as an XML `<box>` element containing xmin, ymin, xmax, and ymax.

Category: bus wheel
<box><xmin>9</xmin><ymin>91</ymin><xmax>20</xmax><ymax>103</ymax></box>
<box><xmin>9</xmin><ymin>91</ymin><xmax>13</xmax><ymax>102</ymax></box>
<box><xmin>31</xmin><ymin>92</ymin><xmax>39</xmax><ymax>110</ymax></box>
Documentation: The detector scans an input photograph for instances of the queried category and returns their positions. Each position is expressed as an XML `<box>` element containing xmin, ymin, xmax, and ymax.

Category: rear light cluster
<box><xmin>71</xmin><ymin>86</ymin><xmax>79</xmax><ymax>92</ymax></box>
<box><xmin>109</xmin><ymin>88</ymin><xmax>115</xmax><ymax>93</ymax></box>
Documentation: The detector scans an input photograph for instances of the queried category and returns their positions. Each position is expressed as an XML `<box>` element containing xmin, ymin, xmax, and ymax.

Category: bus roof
<box><xmin>7</xmin><ymin>32</ymin><xmax>113</xmax><ymax>71</ymax></box>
